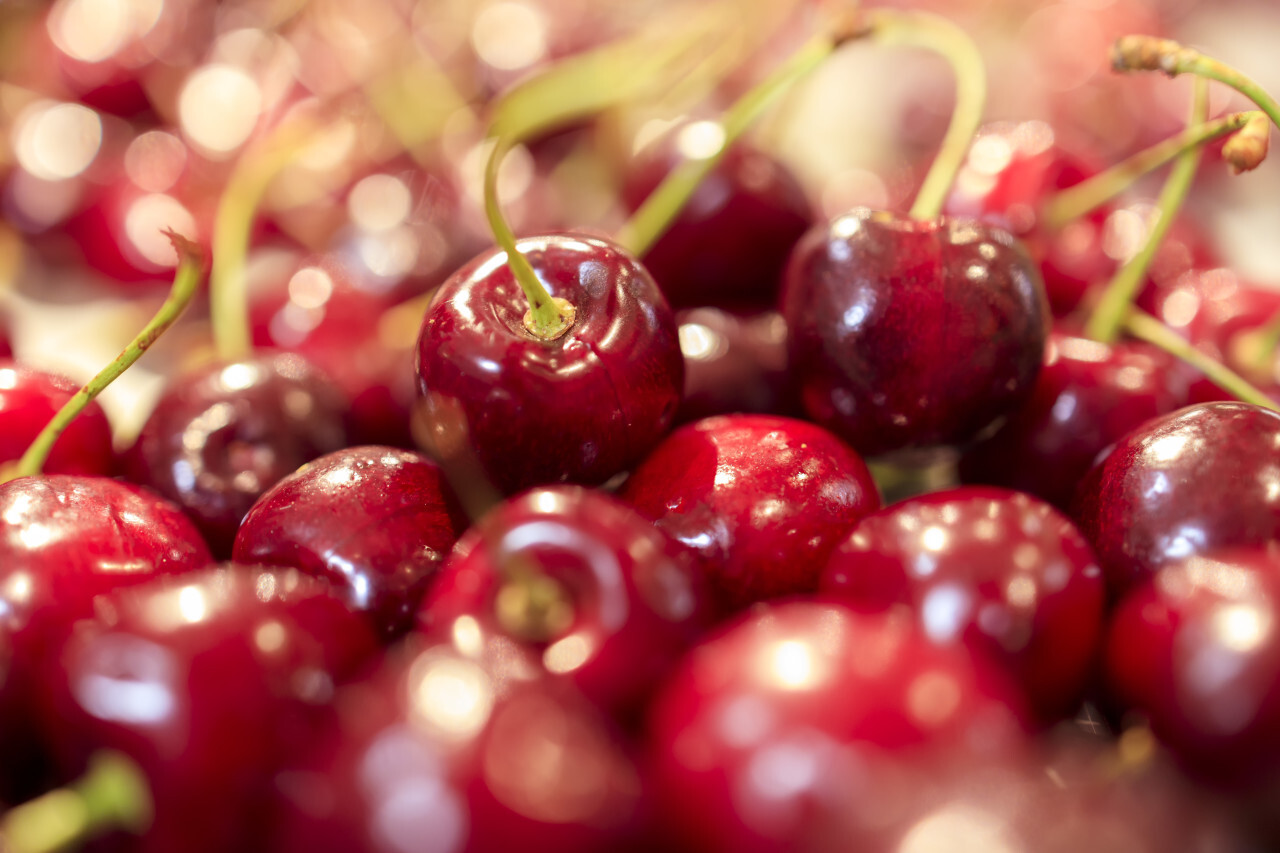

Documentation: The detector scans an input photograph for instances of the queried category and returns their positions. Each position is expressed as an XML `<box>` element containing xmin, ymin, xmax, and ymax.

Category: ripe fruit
<box><xmin>0</xmin><ymin>360</ymin><xmax>116</xmax><ymax>476</ymax></box>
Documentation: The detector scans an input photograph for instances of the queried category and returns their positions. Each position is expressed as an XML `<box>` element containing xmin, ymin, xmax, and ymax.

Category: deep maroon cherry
<box><xmin>958</xmin><ymin>330</ymin><xmax>1190</xmax><ymax>510</ymax></box>
<box><xmin>1072</xmin><ymin>401</ymin><xmax>1280</xmax><ymax>601</ymax></box>
<box><xmin>125</xmin><ymin>352</ymin><xmax>350</xmax><ymax>557</ymax></box>
<box><xmin>622</xmin><ymin>138</ymin><xmax>813</xmax><ymax>309</ymax></box>
<box><xmin>419</xmin><ymin>485</ymin><xmax>710</xmax><ymax>721</ymax></box>
<box><xmin>415</xmin><ymin>233</ymin><xmax>683</xmax><ymax>494</ymax></box>
<box><xmin>781</xmin><ymin>208</ymin><xmax>1048</xmax><ymax>458</ymax></box>
<box><xmin>675</xmin><ymin>307</ymin><xmax>801</xmax><ymax>424</ymax></box>
<box><xmin>821</xmin><ymin>486</ymin><xmax>1104</xmax><ymax>721</ymax></box>
<box><xmin>270</xmin><ymin>624</ymin><xmax>641</xmax><ymax>853</ymax></box>
<box><xmin>619</xmin><ymin>414</ymin><xmax>880</xmax><ymax>613</ymax></box>
<box><xmin>38</xmin><ymin>564</ymin><xmax>378</xmax><ymax>853</ymax></box>
<box><xmin>646</xmin><ymin>600</ymin><xmax>1029</xmax><ymax>853</ymax></box>
<box><xmin>234</xmin><ymin>446</ymin><xmax>469</xmax><ymax>641</ymax></box>
<box><xmin>0</xmin><ymin>360</ymin><xmax>116</xmax><ymax>476</ymax></box>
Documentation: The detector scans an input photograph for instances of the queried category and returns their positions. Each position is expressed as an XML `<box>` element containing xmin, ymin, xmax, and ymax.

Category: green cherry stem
<box><xmin>864</xmin><ymin>8</ymin><xmax>987</xmax><ymax>221</ymax></box>
<box><xmin>3</xmin><ymin>234</ymin><xmax>204</xmax><ymax>483</ymax></box>
<box><xmin>1084</xmin><ymin>77</ymin><xmax>1210</xmax><ymax>344</ymax></box>
<box><xmin>1</xmin><ymin>750</ymin><xmax>152</xmax><ymax>853</ymax></box>
<box><xmin>1125</xmin><ymin>309</ymin><xmax>1278</xmax><ymax>411</ymax></box>
<box><xmin>1042</xmin><ymin>109</ymin><xmax>1263</xmax><ymax>229</ymax></box>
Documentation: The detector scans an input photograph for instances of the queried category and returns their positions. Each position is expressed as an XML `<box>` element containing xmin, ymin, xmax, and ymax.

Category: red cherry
<box><xmin>781</xmin><ymin>209</ymin><xmax>1048</xmax><ymax>458</ymax></box>
<box><xmin>620</xmin><ymin>414</ymin><xmax>880</xmax><ymax>613</ymax></box>
<box><xmin>821</xmin><ymin>486</ymin><xmax>1105</xmax><ymax>721</ymax></box>
<box><xmin>675</xmin><ymin>307</ymin><xmax>801</xmax><ymax>425</ymax></box>
<box><xmin>0</xmin><ymin>360</ymin><xmax>116</xmax><ymax>476</ymax></box>
<box><xmin>419</xmin><ymin>485</ymin><xmax>711</xmax><ymax>721</ymax></box>
<box><xmin>415</xmin><ymin>233</ymin><xmax>683</xmax><ymax>494</ymax></box>
<box><xmin>234</xmin><ymin>446</ymin><xmax>469</xmax><ymax>642</ymax></box>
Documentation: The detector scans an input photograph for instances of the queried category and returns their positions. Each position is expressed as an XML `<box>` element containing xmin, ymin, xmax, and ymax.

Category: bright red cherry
<box><xmin>620</xmin><ymin>414</ymin><xmax>880</xmax><ymax>613</ymax></box>
<box><xmin>781</xmin><ymin>209</ymin><xmax>1048</xmax><ymax>458</ymax></box>
<box><xmin>419</xmin><ymin>485</ymin><xmax>710</xmax><ymax>721</ymax></box>
<box><xmin>1072</xmin><ymin>402</ymin><xmax>1280</xmax><ymax>601</ymax></box>
<box><xmin>675</xmin><ymin>307</ymin><xmax>800</xmax><ymax>425</ymax></box>
<box><xmin>234</xmin><ymin>446</ymin><xmax>469</xmax><ymax>642</ymax></box>
<box><xmin>415</xmin><ymin>233</ymin><xmax>683</xmax><ymax>495</ymax></box>
<box><xmin>821</xmin><ymin>486</ymin><xmax>1104</xmax><ymax>721</ymax></box>
<box><xmin>0</xmin><ymin>360</ymin><xmax>116</xmax><ymax>476</ymax></box>
<box><xmin>125</xmin><ymin>352</ymin><xmax>351</xmax><ymax>557</ymax></box>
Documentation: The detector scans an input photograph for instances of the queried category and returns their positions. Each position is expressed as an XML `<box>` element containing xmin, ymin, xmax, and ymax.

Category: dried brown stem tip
<box><xmin>1223</xmin><ymin>112</ymin><xmax>1271</xmax><ymax>174</ymax></box>
<box><xmin>1111</xmin><ymin>35</ymin><xmax>1198</xmax><ymax>76</ymax></box>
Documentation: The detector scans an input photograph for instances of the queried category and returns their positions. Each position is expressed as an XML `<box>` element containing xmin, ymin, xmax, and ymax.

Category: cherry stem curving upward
<box><xmin>2</xmin><ymin>234</ymin><xmax>204</xmax><ymax>484</ymax></box>
<box><xmin>864</xmin><ymin>8</ymin><xmax>987</xmax><ymax>221</ymax></box>
<box><xmin>1</xmin><ymin>751</ymin><xmax>152</xmax><ymax>853</ymax></box>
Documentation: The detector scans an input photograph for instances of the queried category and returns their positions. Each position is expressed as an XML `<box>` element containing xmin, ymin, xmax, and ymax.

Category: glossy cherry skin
<box><xmin>622</xmin><ymin>140</ymin><xmax>813</xmax><ymax>309</ymax></box>
<box><xmin>1072</xmin><ymin>402</ymin><xmax>1280</xmax><ymax>602</ymax></box>
<box><xmin>234</xmin><ymin>446</ymin><xmax>469</xmax><ymax>642</ymax></box>
<box><xmin>821</xmin><ymin>486</ymin><xmax>1104</xmax><ymax>721</ymax></box>
<box><xmin>125</xmin><ymin>352</ymin><xmax>350</xmax><ymax>557</ymax></box>
<box><xmin>675</xmin><ymin>307</ymin><xmax>801</xmax><ymax>424</ymax></box>
<box><xmin>419</xmin><ymin>485</ymin><xmax>710</xmax><ymax>722</ymax></box>
<box><xmin>958</xmin><ymin>331</ymin><xmax>1190</xmax><ymax>511</ymax></box>
<box><xmin>1105</xmin><ymin>547</ymin><xmax>1280</xmax><ymax>788</ymax></box>
<box><xmin>781</xmin><ymin>208</ymin><xmax>1048</xmax><ymax>458</ymax></box>
<box><xmin>39</xmin><ymin>564</ymin><xmax>378</xmax><ymax>853</ymax></box>
<box><xmin>619</xmin><ymin>414</ymin><xmax>880</xmax><ymax>613</ymax></box>
<box><xmin>0</xmin><ymin>360</ymin><xmax>116</xmax><ymax>476</ymax></box>
<box><xmin>415</xmin><ymin>233</ymin><xmax>683</xmax><ymax>495</ymax></box>
<box><xmin>269</xmin><ymin>625</ymin><xmax>641</xmax><ymax>853</ymax></box>
<box><xmin>646</xmin><ymin>600</ymin><xmax>1030</xmax><ymax>853</ymax></box>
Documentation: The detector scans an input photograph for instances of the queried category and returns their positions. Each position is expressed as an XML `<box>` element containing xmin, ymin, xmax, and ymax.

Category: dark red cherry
<box><xmin>619</xmin><ymin>414</ymin><xmax>880</xmax><ymax>613</ymax></box>
<box><xmin>125</xmin><ymin>352</ymin><xmax>351</xmax><ymax>557</ymax></box>
<box><xmin>1105</xmin><ymin>547</ymin><xmax>1280</xmax><ymax>788</ymax></box>
<box><xmin>622</xmin><ymin>137</ymin><xmax>813</xmax><ymax>309</ymax></box>
<box><xmin>270</xmin><ymin>626</ymin><xmax>641</xmax><ymax>853</ymax></box>
<box><xmin>419</xmin><ymin>485</ymin><xmax>710</xmax><ymax>721</ymax></box>
<box><xmin>675</xmin><ymin>307</ymin><xmax>800</xmax><ymax>424</ymax></box>
<box><xmin>39</xmin><ymin>564</ymin><xmax>378</xmax><ymax>853</ymax></box>
<box><xmin>647</xmin><ymin>600</ymin><xmax>1029</xmax><ymax>853</ymax></box>
<box><xmin>234</xmin><ymin>446</ymin><xmax>469</xmax><ymax>641</ymax></box>
<box><xmin>415</xmin><ymin>233</ymin><xmax>682</xmax><ymax>494</ymax></box>
<box><xmin>1073</xmin><ymin>401</ymin><xmax>1280</xmax><ymax>601</ymax></box>
<box><xmin>0</xmin><ymin>360</ymin><xmax>116</xmax><ymax>476</ymax></box>
<box><xmin>821</xmin><ymin>486</ymin><xmax>1104</xmax><ymax>721</ymax></box>
<box><xmin>958</xmin><ymin>331</ymin><xmax>1190</xmax><ymax>511</ymax></box>
<box><xmin>781</xmin><ymin>208</ymin><xmax>1048</xmax><ymax>458</ymax></box>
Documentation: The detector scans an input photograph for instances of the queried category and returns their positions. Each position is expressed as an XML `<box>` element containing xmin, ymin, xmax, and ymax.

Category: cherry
<box><xmin>269</xmin><ymin>625</ymin><xmax>641</xmax><ymax>853</ymax></box>
<box><xmin>621</xmin><ymin>137</ymin><xmax>813</xmax><ymax>309</ymax></box>
<box><xmin>675</xmin><ymin>307</ymin><xmax>801</xmax><ymax>425</ymax></box>
<box><xmin>38</xmin><ymin>563</ymin><xmax>378</xmax><ymax>853</ymax></box>
<box><xmin>646</xmin><ymin>599</ymin><xmax>1029</xmax><ymax>853</ymax></box>
<box><xmin>781</xmin><ymin>209</ymin><xmax>1048</xmax><ymax>458</ymax></box>
<box><xmin>415</xmin><ymin>233</ymin><xmax>683</xmax><ymax>495</ymax></box>
<box><xmin>0</xmin><ymin>360</ymin><xmax>116</xmax><ymax>477</ymax></box>
<box><xmin>124</xmin><ymin>352</ymin><xmax>351</xmax><ymax>557</ymax></box>
<box><xmin>820</xmin><ymin>486</ymin><xmax>1104</xmax><ymax>721</ymax></box>
<box><xmin>1072</xmin><ymin>401</ymin><xmax>1280</xmax><ymax>601</ymax></box>
<box><xmin>234</xmin><ymin>446</ymin><xmax>470</xmax><ymax>642</ymax></box>
<box><xmin>957</xmin><ymin>330</ymin><xmax>1190</xmax><ymax>511</ymax></box>
<box><xmin>419</xmin><ymin>485</ymin><xmax>710</xmax><ymax>721</ymax></box>
<box><xmin>619</xmin><ymin>414</ymin><xmax>880</xmax><ymax>613</ymax></box>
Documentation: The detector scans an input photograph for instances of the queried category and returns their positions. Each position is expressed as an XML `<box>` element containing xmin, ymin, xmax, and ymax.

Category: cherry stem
<box><xmin>210</xmin><ymin>113</ymin><xmax>320</xmax><ymax>362</ymax></box>
<box><xmin>616</xmin><ymin>28</ymin><xmax>845</xmax><ymax>258</ymax></box>
<box><xmin>1126</xmin><ymin>309</ymin><xmax>1278</xmax><ymax>411</ymax></box>
<box><xmin>863</xmin><ymin>9</ymin><xmax>986</xmax><ymax>221</ymax></box>
<box><xmin>1112</xmin><ymin>35</ymin><xmax>1280</xmax><ymax>131</ymax></box>
<box><xmin>1084</xmin><ymin>78</ymin><xmax>1209</xmax><ymax>344</ymax></box>
<box><xmin>1242</xmin><ymin>308</ymin><xmax>1280</xmax><ymax>377</ymax></box>
<box><xmin>1</xmin><ymin>750</ymin><xmax>152</xmax><ymax>853</ymax></box>
<box><xmin>1042</xmin><ymin>109</ymin><xmax>1262</xmax><ymax>230</ymax></box>
<box><xmin>3</xmin><ymin>234</ymin><xmax>204</xmax><ymax>483</ymax></box>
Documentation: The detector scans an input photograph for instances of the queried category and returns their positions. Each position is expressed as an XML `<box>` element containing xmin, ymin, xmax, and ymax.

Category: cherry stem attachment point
<box><xmin>1084</xmin><ymin>78</ymin><xmax>1209</xmax><ymax>344</ymax></box>
<box><xmin>2</xmin><ymin>234</ymin><xmax>204</xmax><ymax>484</ymax></box>
<box><xmin>863</xmin><ymin>8</ymin><xmax>986</xmax><ymax>221</ymax></box>
<box><xmin>1</xmin><ymin>750</ymin><xmax>152</xmax><ymax>853</ymax></box>
<box><xmin>1042</xmin><ymin>110</ymin><xmax>1263</xmax><ymax>230</ymax></box>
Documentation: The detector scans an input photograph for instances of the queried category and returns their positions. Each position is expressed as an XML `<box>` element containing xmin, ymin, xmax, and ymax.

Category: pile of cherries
<box><xmin>4</xmin><ymin>1</ymin><xmax>1280</xmax><ymax>851</ymax></box>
